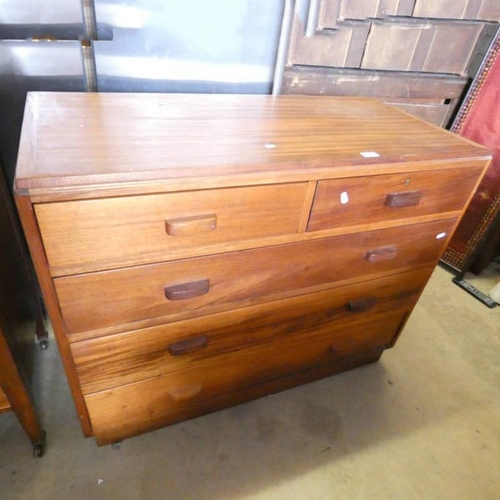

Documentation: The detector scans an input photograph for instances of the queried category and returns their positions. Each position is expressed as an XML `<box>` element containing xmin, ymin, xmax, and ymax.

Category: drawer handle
<box><xmin>168</xmin><ymin>336</ymin><xmax>208</xmax><ymax>356</ymax></box>
<box><xmin>167</xmin><ymin>383</ymin><xmax>203</xmax><ymax>402</ymax></box>
<box><xmin>345</xmin><ymin>296</ymin><xmax>377</xmax><ymax>313</ymax></box>
<box><xmin>164</xmin><ymin>279</ymin><xmax>210</xmax><ymax>301</ymax></box>
<box><xmin>165</xmin><ymin>214</ymin><xmax>217</xmax><ymax>236</ymax></box>
<box><xmin>384</xmin><ymin>191</ymin><xmax>422</xmax><ymax>208</ymax></box>
<box><xmin>364</xmin><ymin>246</ymin><xmax>398</xmax><ymax>263</ymax></box>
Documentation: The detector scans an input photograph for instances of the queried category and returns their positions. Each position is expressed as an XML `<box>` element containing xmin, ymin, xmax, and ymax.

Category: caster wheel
<box><xmin>111</xmin><ymin>441</ymin><xmax>122</xmax><ymax>450</ymax></box>
<box><xmin>39</xmin><ymin>339</ymin><xmax>49</xmax><ymax>350</ymax></box>
<box><xmin>33</xmin><ymin>443</ymin><xmax>45</xmax><ymax>458</ymax></box>
<box><xmin>33</xmin><ymin>431</ymin><xmax>46</xmax><ymax>457</ymax></box>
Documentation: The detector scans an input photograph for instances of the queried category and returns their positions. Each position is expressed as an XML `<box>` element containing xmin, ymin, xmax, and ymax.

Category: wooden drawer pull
<box><xmin>165</xmin><ymin>214</ymin><xmax>217</xmax><ymax>236</ymax></box>
<box><xmin>384</xmin><ymin>191</ymin><xmax>422</xmax><ymax>208</ymax></box>
<box><xmin>345</xmin><ymin>296</ymin><xmax>377</xmax><ymax>312</ymax></box>
<box><xmin>167</xmin><ymin>383</ymin><xmax>203</xmax><ymax>402</ymax></box>
<box><xmin>364</xmin><ymin>246</ymin><xmax>398</xmax><ymax>263</ymax></box>
<box><xmin>164</xmin><ymin>279</ymin><xmax>210</xmax><ymax>301</ymax></box>
<box><xmin>168</xmin><ymin>336</ymin><xmax>208</xmax><ymax>356</ymax></box>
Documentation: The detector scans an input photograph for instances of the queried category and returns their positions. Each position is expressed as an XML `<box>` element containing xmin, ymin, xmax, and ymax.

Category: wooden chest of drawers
<box><xmin>14</xmin><ymin>93</ymin><xmax>490</xmax><ymax>445</ymax></box>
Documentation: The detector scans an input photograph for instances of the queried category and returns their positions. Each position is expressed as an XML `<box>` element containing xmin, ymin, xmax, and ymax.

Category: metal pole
<box><xmin>305</xmin><ymin>0</ymin><xmax>320</xmax><ymax>37</ymax></box>
<box><xmin>81</xmin><ymin>0</ymin><xmax>98</xmax><ymax>41</ymax></box>
<box><xmin>80</xmin><ymin>0</ymin><xmax>98</xmax><ymax>92</ymax></box>
<box><xmin>272</xmin><ymin>0</ymin><xmax>296</xmax><ymax>96</ymax></box>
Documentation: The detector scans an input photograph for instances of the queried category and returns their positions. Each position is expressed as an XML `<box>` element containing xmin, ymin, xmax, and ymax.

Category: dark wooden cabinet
<box><xmin>14</xmin><ymin>93</ymin><xmax>489</xmax><ymax>445</ymax></box>
<box><xmin>0</xmin><ymin>166</ymin><xmax>46</xmax><ymax>456</ymax></box>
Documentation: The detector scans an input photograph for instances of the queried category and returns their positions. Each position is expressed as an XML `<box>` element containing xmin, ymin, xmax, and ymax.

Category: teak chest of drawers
<box><xmin>14</xmin><ymin>93</ymin><xmax>490</xmax><ymax>445</ymax></box>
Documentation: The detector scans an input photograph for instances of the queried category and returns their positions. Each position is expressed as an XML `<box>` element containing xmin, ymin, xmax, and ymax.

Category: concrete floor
<box><xmin>1</xmin><ymin>266</ymin><xmax>499</xmax><ymax>500</ymax></box>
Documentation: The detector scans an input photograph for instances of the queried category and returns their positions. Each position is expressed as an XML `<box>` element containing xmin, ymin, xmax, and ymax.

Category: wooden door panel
<box><xmin>281</xmin><ymin>66</ymin><xmax>468</xmax><ymax>126</ymax></box>
<box><xmin>414</xmin><ymin>0</ymin><xmax>500</xmax><ymax>21</ymax></box>
<box><xmin>288</xmin><ymin>11</ymin><xmax>370</xmax><ymax>68</ymax></box>
<box><xmin>282</xmin><ymin>67</ymin><xmax>468</xmax><ymax>101</ymax></box>
<box><xmin>318</xmin><ymin>0</ymin><xmax>416</xmax><ymax>29</ymax></box>
<box><xmin>361</xmin><ymin>19</ymin><xmax>486</xmax><ymax>75</ymax></box>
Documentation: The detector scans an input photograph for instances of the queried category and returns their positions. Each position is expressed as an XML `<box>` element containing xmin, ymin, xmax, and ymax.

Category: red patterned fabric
<box><xmin>443</xmin><ymin>41</ymin><xmax>500</xmax><ymax>272</ymax></box>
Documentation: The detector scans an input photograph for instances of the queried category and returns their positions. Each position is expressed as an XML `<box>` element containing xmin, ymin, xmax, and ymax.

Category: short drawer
<box><xmin>307</xmin><ymin>166</ymin><xmax>482</xmax><ymax>232</ymax></box>
<box><xmin>71</xmin><ymin>268</ymin><xmax>431</xmax><ymax>394</ymax></box>
<box><xmin>57</xmin><ymin>218</ymin><xmax>455</xmax><ymax>337</ymax></box>
<box><xmin>84</xmin><ymin>308</ymin><xmax>407</xmax><ymax>443</ymax></box>
<box><xmin>35</xmin><ymin>183</ymin><xmax>308</xmax><ymax>276</ymax></box>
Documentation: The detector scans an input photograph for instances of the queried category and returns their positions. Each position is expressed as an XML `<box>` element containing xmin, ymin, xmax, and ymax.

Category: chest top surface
<box><xmin>15</xmin><ymin>92</ymin><xmax>490</xmax><ymax>192</ymax></box>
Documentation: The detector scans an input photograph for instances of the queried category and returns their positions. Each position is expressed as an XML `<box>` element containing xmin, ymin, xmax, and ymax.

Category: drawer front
<box><xmin>84</xmin><ymin>309</ymin><xmax>406</xmax><ymax>442</ymax></box>
<box><xmin>57</xmin><ymin>218</ymin><xmax>455</xmax><ymax>336</ymax></box>
<box><xmin>72</xmin><ymin>269</ymin><xmax>431</xmax><ymax>394</ymax></box>
<box><xmin>307</xmin><ymin>167</ymin><xmax>482</xmax><ymax>232</ymax></box>
<box><xmin>35</xmin><ymin>183</ymin><xmax>308</xmax><ymax>276</ymax></box>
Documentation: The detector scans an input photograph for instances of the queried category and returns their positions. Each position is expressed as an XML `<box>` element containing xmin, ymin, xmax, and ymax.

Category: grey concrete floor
<box><xmin>1</xmin><ymin>266</ymin><xmax>499</xmax><ymax>500</ymax></box>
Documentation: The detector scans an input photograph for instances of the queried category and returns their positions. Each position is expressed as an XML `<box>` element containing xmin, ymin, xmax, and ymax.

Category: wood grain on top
<box><xmin>15</xmin><ymin>93</ymin><xmax>490</xmax><ymax>191</ymax></box>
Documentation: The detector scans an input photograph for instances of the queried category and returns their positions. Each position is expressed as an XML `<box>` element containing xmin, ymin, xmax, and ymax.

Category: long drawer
<box><xmin>84</xmin><ymin>308</ymin><xmax>406</xmax><ymax>443</ymax></box>
<box><xmin>71</xmin><ymin>268</ymin><xmax>430</xmax><ymax>394</ymax></box>
<box><xmin>88</xmin><ymin>349</ymin><xmax>384</xmax><ymax>446</ymax></box>
<box><xmin>35</xmin><ymin>183</ymin><xmax>308</xmax><ymax>276</ymax></box>
<box><xmin>57</xmin><ymin>218</ymin><xmax>455</xmax><ymax>337</ymax></box>
<box><xmin>307</xmin><ymin>166</ymin><xmax>482</xmax><ymax>232</ymax></box>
